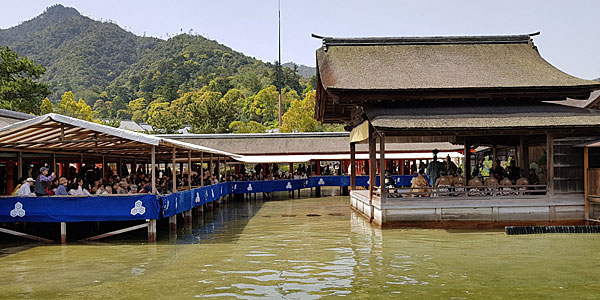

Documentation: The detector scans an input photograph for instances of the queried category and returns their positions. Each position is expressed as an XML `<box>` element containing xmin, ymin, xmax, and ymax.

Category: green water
<box><xmin>0</xmin><ymin>195</ymin><xmax>599</xmax><ymax>299</ymax></box>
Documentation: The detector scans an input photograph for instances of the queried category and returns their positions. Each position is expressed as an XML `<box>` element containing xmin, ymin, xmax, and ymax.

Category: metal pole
<box><xmin>277</xmin><ymin>0</ymin><xmax>282</xmax><ymax>129</ymax></box>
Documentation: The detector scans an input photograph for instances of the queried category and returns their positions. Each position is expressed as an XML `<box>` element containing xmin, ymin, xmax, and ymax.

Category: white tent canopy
<box><xmin>0</xmin><ymin>113</ymin><xmax>240</xmax><ymax>159</ymax></box>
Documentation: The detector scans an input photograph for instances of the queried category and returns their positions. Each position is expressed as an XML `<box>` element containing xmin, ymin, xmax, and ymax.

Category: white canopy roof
<box><xmin>232</xmin><ymin>151</ymin><xmax>463</xmax><ymax>164</ymax></box>
<box><xmin>0</xmin><ymin>113</ymin><xmax>240</xmax><ymax>159</ymax></box>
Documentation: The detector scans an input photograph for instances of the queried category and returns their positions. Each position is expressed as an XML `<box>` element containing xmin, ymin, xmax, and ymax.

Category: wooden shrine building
<box><xmin>314</xmin><ymin>33</ymin><xmax>600</xmax><ymax>228</ymax></box>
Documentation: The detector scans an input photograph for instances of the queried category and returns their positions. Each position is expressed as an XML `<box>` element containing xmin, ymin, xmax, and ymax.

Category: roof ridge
<box><xmin>312</xmin><ymin>32</ymin><xmax>539</xmax><ymax>49</ymax></box>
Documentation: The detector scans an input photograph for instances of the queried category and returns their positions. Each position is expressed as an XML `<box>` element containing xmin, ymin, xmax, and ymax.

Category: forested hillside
<box><xmin>0</xmin><ymin>4</ymin><xmax>337</xmax><ymax>133</ymax></box>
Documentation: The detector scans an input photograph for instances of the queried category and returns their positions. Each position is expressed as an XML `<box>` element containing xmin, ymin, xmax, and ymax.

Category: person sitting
<box><xmin>516</xmin><ymin>170</ymin><xmax>530</xmax><ymax>195</ymax></box>
<box><xmin>452</xmin><ymin>168</ymin><xmax>466</xmax><ymax>196</ymax></box>
<box><xmin>527</xmin><ymin>169</ymin><xmax>540</xmax><ymax>185</ymax></box>
<box><xmin>410</xmin><ymin>169</ymin><xmax>430</xmax><ymax>197</ymax></box>
<box><xmin>468</xmin><ymin>169</ymin><xmax>484</xmax><ymax>196</ymax></box>
<box><xmin>17</xmin><ymin>178</ymin><xmax>36</xmax><ymax>197</ymax></box>
<box><xmin>117</xmin><ymin>181</ymin><xmax>128</xmax><ymax>194</ymax></box>
<box><xmin>104</xmin><ymin>185</ymin><xmax>113</xmax><ymax>195</ymax></box>
<box><xmin>499</xmin><ymin>175</ymin><xmax>513</xmax><ymax>195</ymax></box>
<box><xmin>484</xmin><ymin>170</ymin><xmax>500</xmax><ymax>196</ymax></box>
<box><xmin>55</xmin><ymin>177</ymin><xmax>69</xmax><ymax>195</ymax></box>
<box><xmin>69</xmin><ymin>178</ymin><xmax>91</xmax><ymax>196</ymax></box>
<box><xmin>434</xmin><ymin>170</ymin><xmax>452</xmax><ymax>196</ymax></box>
<box><xmin>12</xmin><ymin>177</ymin><xmax>26</xmax><ymax>196</ymax></box>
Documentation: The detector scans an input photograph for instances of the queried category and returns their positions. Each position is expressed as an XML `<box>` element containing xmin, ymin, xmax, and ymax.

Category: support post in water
<box><xmin>148</xmin><ymin>219</ymin><xmax>157</xmax><ymax>242</ymax></box>
<box><xmin>379</xmin><ymin>132</ymin><xmax>386</xmax><ymax>201</ymax></box>
<box><xmin>60</xmin><ymin>222</ymin><xmax>67</xmax><ymax>244</ymax></box>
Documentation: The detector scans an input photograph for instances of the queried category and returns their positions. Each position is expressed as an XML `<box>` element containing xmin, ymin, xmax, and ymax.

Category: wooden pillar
<box><xmin>464</xmin><ymin>137</ymin><xmax>471</xmax><ymax>182</ymax></box>
<box><xmin>316</xmin><ymin>160</ymin><xmax>321</xmax><ymax>175</ymax></box>
<box><xmin>289</xmin><ymin>162</ymin><xmax>293</xmax><ymax>175</ymax></box>
<box><xmin>547</xmin><ymin>133</ymin><xmax>554</xmax><ymax>196</ymax></box>
<box><xmin>172</xmin><ymin>147</ymin><xmax>177</xmax><ymax>193</ymax></box>
<box><xmin>148</xmin><ymin>219</ymin><xmax>157</xmax><ymax>242</ymax></box>
<box><xmin>379</xmin><ymin>132</ymin><xmax>386</xmax><ymax>201</ymax></box>
<box><xmin>188</xmin><ymin>151</ymin><xmax>192</xmax><ymax>190</ymax></box>
<box><xmin>151</xmin><ymin>146</ymin><xmax>157</xmax><ymax>194</ymax></box>
<box><xmin>210</xmin><ymin>154</ymin><xmax>214</xmax><ymax>180</ymax></box>
<box><xmin>60</xmin><ymin>222</ymin><xmax>67</xmax><ymax>244</ymax></box>
<box><xmin>200</xmin><ymin>152</ymin><xmax>204</xmax><ymax>187</ymax></box>
<box><xmin>518</xmin><ymin>135</ymin><xmax>525</xmax><ymax>170</ymax></box>
<box><xmin>17</xmin><ymin>151</ymin><xmax>22</xmax><ymax>179</ymax></box>
<box><xmin>368</xmin><ymin>126</ymin><xmax>376</xmax><ymax>200</ymax></box>
<box><xmin>585</xmin><ymin>147</ymin><xmax>590</xmax><ymax>221</ymax></box>
<box><xmin>217</xmin><ymin>156</ymin><xmax>221</xmax><ymax>181</ymax></box>
<box><xmin>350</xmin><ymin>142</ymin><xmax>356</xmax><ymax>190</ymax></box>
<box><xmin>118</xmin><ymin>157</ymin><xmax>122</xmax><ymax>178</ymax></box>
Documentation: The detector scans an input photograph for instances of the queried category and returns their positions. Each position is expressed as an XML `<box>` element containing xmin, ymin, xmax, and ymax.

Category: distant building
<box><xmin>0</xmin><ymin>109</ymin><xmax>34</xmax><ymax>128</ymax></box>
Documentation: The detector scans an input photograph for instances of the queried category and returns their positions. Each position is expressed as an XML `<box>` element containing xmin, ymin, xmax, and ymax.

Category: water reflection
<box><xmin>1</xmin><ymin>194</ymin><xmax>600</xmax><ymax>299</ymax></box>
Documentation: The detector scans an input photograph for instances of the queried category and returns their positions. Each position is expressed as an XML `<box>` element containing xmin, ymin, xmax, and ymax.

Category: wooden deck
<box><xmin>350</xmin><ymin>190</ymin><xmax>585</xmax><ymax>229</ymax></box>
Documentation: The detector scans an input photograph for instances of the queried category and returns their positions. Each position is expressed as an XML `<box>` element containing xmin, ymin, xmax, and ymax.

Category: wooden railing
<box><xmin>374</xmin><ymin>185</ymin><xmax>548</xmax><ymax>199</ymax></box>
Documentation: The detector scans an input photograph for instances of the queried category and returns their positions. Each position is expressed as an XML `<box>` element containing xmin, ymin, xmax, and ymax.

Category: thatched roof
<box><xmin>314</xmin><ymin>33</ymin><xmax>600</xmax><ymax>122</ymax></box>
<box><xmin>365</xmin><ymin>102</ymin><xmax>600</xmax><ymax>133</ymax></box>
<box><xmin>317</xmin><ymin>36</ymin><xmax>597</xmax><ymax>91</ymax></box>
<box><xmin>546</xmin><ymin>90</ymin><xmax>600</xmax><ymax>109</ymax></box>
<box><xmin>158</xmin><ymin>132</ymin><xmax>462</xmax><ymax>156</ymax></box>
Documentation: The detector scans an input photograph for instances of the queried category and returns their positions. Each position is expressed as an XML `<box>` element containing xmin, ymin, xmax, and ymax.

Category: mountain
<box><xmin>594</xmin><ymin>78</ymin><xmax>600</xmax><ymax>82</ymax></box>
<box><xmin>283</xmin><ymin>62</ymin><xmax>316</xmax><ymax>78</ymax></box>
<box><xmin>0</xmin><ymin>4</ymin><xmax>303</xmax><ymax>106</ymax></box>
<box><xmin>0</xmin><ymin>4</ymin><xmax>160</xmax><ymax>101</ymax></box>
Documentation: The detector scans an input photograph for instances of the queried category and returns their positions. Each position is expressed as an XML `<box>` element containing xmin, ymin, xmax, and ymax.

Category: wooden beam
<box><xmin>547</xmin><ymin>133</ymin><xmax>554</xmax><ymax>197</ymax></box>
<box><xmin>0</xmin><ymin>227</ymin><xmax>53</xmax><ymax>243</ymax></box>
<box><xmin>585</xmin><ymin>147</ymin><xmax>590</xmax><ymax>222</ymax></box>
<box><xmin>350</xmin><ymin>142</ymin><xmax>356</xmax><ymax>190</ymax></box>
<box><xmin>464</xmin><ymin>137</ymin><xmax>471</xmax><ymax>182</ymax></box>
<box><xmin>368</xmin><ymin>125</ymin><xmax>376</xmax><ymax>201</ymax></box>
<box><xmin>81</xmin><ymin>223</ymin><xmax>148</xmax><ymax>241</ymax></box>
<box><xmin>188</xmin><ymin>151</ymin><xmax>192</xmax><ymax>191</ymax></box>
<box><xmin>379</xmin><ymin>132</ymin><xmax>386</xmax><ymax>202</ymax></box>
<box><xmin>151</xmin><ymin>146</ymin><xmax>157</xmax><ymax>194</ymax></box>
<box><xmin>200</xmin><ymin>152</ymin><xmax>204</xmax><ymax>187</ymax></box>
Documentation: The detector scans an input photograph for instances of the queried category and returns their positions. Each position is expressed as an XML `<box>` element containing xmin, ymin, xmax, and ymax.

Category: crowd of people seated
<box><xmin>11</xmin><ymin>162</ymin><xmax>320</xmax><ymax>197</ymax></box>
<box><xmin>402</xmin><ymin>151</ymin><xmax>541</xmax><ymax>198</ymax></box>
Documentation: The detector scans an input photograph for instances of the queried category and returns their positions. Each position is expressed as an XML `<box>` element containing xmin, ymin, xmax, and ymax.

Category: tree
<box><xmin>40</xmin><ymin>98</ymin><xmax>55</xmax><ymax>114</ymax></box>
<box><xmin>54</xmin><ymin>91</ymin><xmax>95</xmax><ymax>121</ymax></box>
<box><xmin>0</xmin><ymin>46</ymin><xmax>49</xmax><ymax>114</ymax></box>
<box><xmin>146</xmin><ymin>100</ymin><xmax>181</xmax><ymax>134</ymax></box>
<box><xmin>127</xmin><ymin>97</ymin><xmax>148</xmax><ymax>123</ymax></box>
<box><xmin>189</xmin><ymin>92</ymin><xmax>237</xmax><ymax>133</ymax></box>
<box><xmin>281</xmin><ymin>90</ymin><xmax>321</xmax><ymax>132</ymax></box>
<box><xmin>229</xmin><ymin>120</ymin><xmax>266</xmax><ymax>133</ymax></box>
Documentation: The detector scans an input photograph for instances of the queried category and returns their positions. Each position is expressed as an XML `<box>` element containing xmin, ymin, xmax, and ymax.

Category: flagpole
<box><xmin>277</xmin><ymin>0</ymin><xmax>283</xmax><ymax>130</ymax></box>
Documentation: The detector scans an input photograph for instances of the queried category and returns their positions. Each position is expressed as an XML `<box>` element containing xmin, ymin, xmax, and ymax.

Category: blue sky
<box><xmin>1</xmin><ymin>0</ymin><xmax>599</xmax><ymax>79</ymax></box>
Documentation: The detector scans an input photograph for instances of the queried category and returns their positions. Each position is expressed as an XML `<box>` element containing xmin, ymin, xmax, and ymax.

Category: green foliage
<box><xmin>281</xmin><ymin>91</ymin><xmax>321</xmax><ymax>132</ymax></box>
<box><xmin>0</xmin><ymin>46</ymin><xmax>49</xmax><ymax>114</ymax></box>
<box><xmin>229</xmin><ymin>120</ymin><xmax>266</xmax><ymax>133</ymax></box>
<box><xmin>2</xmin><ymin>5</ymin><xmax>336</xmax><ymax>133</ymax></box>
<box><xmin>188</xmin><ymin>91</ymin><xmax>237</xmax><ymax>133</ymax></box>
<box><xmin>127</xmin><ymin>97</ymin><xmax>148</xmax><ymax>123</ymax></box>
<box><xmin>40</xmin><ymin>97</ymin><xmax>55</xmax><ymax>114</ymax></box>
<box><xmin>146</xmin><ymin>99</ymin><xmax>181</xmax><ymax>134</ymax></box>
<box><xmin>54</xmin><ymin>91</ymin><xmax>95</xmax><ymax>121</ymax></box>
